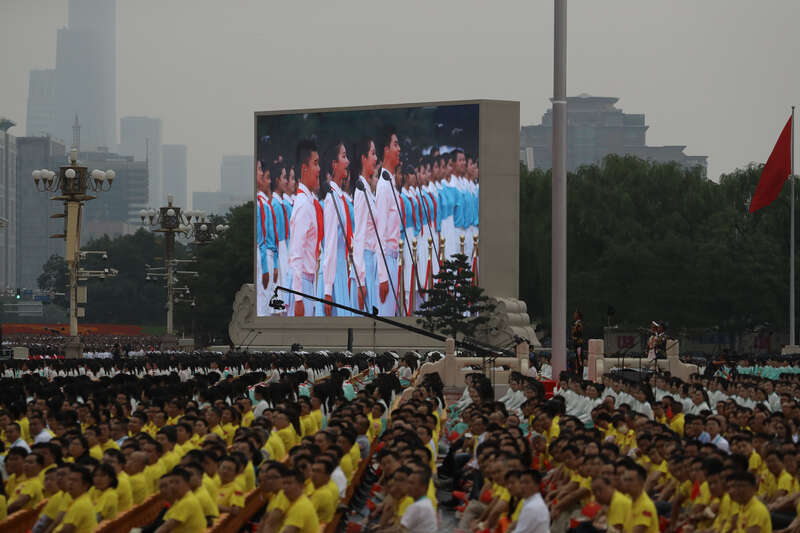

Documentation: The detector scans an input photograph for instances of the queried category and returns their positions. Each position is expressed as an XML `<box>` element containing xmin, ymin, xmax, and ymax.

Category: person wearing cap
<box><xmin>375</xmin><ymin>126</ymin><xmax>402</xmax><ymax>317</ymax></box>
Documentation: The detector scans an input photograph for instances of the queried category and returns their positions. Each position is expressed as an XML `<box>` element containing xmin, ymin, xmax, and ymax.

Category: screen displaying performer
<box><xmin>254</xmin><ymin>103</ymin><xmax>479</xmax><ymax>318</ymax></box>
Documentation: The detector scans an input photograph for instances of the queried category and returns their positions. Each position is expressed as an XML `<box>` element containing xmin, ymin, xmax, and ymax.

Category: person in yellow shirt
<box><xmin>4</xmin><ymin>446</ymin><xmax>28</xmax><ymax>496</ymax></box>
<box><xmin>220</xmin><ymin>406</ymin><xmax>240</xmax><ymax>446</ymax></box>
<box><xmin>97</xmin><ymin>421</ymin><xmax>120</xmax><ymax>452</ymax></box>
<box><xmin>309</xmin><ymin>458</ymin><xmax>338</xmax><ymax>523</ymax></box>
<box><xmin>668</xmin><ymin>401</ymin><xmax>685</xmax><ymax>437</ymax></box>
<box><xmin>56</xmin><ymin>464</ymin><xmax>97</xmax><ymax>533</ymax></box>
<box><xmin>174</xmin><ymin>422</ymin><xmax>196</xmax><ymax>456</ymax></box>
<box><xmin>274</xmin><ymin>410</ymin><xmax>301</xmax><ymax>451</ymax></box>
<box><xmin>165</xmin><ymin>398</ymin><xmax>185</xmax><ymax>426</ymax></box>
<box><xmin>592</xmin><ymin>476</ymin><xmax>632</xmax><ymax>533</ymax></box>
<box><xmin>155</xmin><ymin>427</ymin><xmax>181</xmax><ymax>472</ymax></box>
<box><xmin>216</xmin><ymin>455</ymin><xmax>245</xmax><ymax>515</ymax></box>
<box><xmin>84</xmin><ymin>426</ymin><xmax>104</xmax><ymax>460</ymax></box>
<box><xmin>623</xmin><ymin>463</ymin><xmax>659</xmax><ymax>533</ymax></box>
<box><xmin>263</xmin><ymin>419</ymin><xmax>287</xmax><ymax>462</ymax></box>
<box><xmin>89</xmin><ymin>463</ymin><xmax>118</xmax><ymax>522</ymax></box>
<box><xmin>729</xmin><ymin>470</ymin><xmax>771</xmax><ymax>533</ymax></box>
<box><xmin>276</xmin><ymin>468</ymin><xmax>320</xmax><ymax>533</ymax></box>
<box><xmin>310</xmin><ymin>396</ymin><xmax>324</xmax><ymax>432</ymax></box>
<box><xmin>102</xmin><ymin>449</ymin><xmax>133</xmax><ymax>512</ymax></box>
<box><xmin>231</xmin><ymin>442</ymin><xmax>257</xmax><ymax>491</ymax></box>
<box><xmin>8</xmin><ymin>451</ymin><xmax>45</xmax><ymax>513</ymax></box>
<box><xmin>183</xmin><ymin>462</ymin><xmax>219</xmax><ymax>527</ymax></box>
<box><xmin>761</xmin><ymin>449</ymin><xmax>794</xmax><ymax>504</ymax></box>
<box><xmin>32</xmin><ymin>467</ymin><xmax>63</xmax><ymax>533</ymax></box>
<box><xmin>205</xmin><ymin>407</ymin><xmax>228</xmax><ymax>443</ymax></box>
<box><xmin>155</xmin><ymin>467</ymin><xmax>206</xmax><ymax>533</ymax></box>
<box><xmin>125</xmin><ymin>451</ymin><xmax>151</xmax><ymax>504</ymax></box>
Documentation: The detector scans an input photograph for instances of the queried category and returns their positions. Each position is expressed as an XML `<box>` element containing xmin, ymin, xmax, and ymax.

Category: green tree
<box><xmin>180</xmin><ymin>203</ymin><xmax>254</xmax><ymax>345</ymax></box>
<box><xmin>37</xmin><ymin>254</ymin><xmax>69</xmax><ymax>307</ymax></box>
<box><xmin>520</xmin><ymin>155</ymin><xmax>793</xmax><ymax>343</ymax></box>
<box><xmin>415</xmin><ymin>253</ymin><xmax>495</xmax><ymax>341</ymax></box>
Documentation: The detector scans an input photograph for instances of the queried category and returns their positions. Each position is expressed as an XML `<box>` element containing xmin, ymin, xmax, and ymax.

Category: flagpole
<box><xmin>789</xmin><ymin>106</ymin><xmax>795</xmax><ymax>346</ymax></box>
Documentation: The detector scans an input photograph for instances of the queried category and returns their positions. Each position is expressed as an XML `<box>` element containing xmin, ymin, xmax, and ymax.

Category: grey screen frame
<box><xmin>250</xmin><ymin>99</ymin><xmax>519</xmax><ymax>350</ymax></box>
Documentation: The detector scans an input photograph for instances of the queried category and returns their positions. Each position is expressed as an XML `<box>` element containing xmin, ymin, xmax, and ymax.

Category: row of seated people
<box><xmin>433</xmin><ymin>365</ymin><xmax>800</xmax><ymax>533</ymax></box>
<box><xmin>0</xmin><ymin>353</ymin><xmax>403</xmax><ymax>532</ymax></box>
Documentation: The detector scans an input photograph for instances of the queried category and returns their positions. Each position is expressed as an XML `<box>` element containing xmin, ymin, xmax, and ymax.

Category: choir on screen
<box><xmin>255</xmin><ymin>127</ymin><xmax>479</xmax><ymax>318</ymax></box>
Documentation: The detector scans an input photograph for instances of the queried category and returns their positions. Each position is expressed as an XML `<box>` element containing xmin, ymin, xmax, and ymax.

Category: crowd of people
<box><xmin>2</xmin><ymin>334</ymin><xmax>169</xmax><ymax>358</ymax></box>
<box><xmin>3</xmin><ymin>346</ymin><xmax>800</xmax><ymax>532</ymax></box>
<box><xmin>255</xmin><ymin>128</ymin><xmax>480</xmax><ymax>319</ymax></box>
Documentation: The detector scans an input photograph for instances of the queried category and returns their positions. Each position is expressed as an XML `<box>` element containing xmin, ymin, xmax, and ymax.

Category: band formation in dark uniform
<box><xmin>255</xmin><ymin>126</ymin><xmax>480</xmax><ymax>318</ymax></box>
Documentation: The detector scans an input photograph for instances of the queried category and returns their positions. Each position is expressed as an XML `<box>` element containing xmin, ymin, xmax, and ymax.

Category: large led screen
<box><xmin>255</xmin><ymin>103</ymin><xmax>479</xmax><ymax>317</ymax></box>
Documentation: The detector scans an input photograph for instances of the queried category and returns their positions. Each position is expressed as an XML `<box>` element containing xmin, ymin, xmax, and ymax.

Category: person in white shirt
<box><xmin>374</xmin><ymin>127</ymin><xmax>402</xmax><ymax>317</ymax></box>
<box><xmin>322</xmin><ymin>141</ymin><xmax>352</xmax><ymax>317</ymax></box>
<box><xmin>510</xmin><ymin>469</ymin><xmax>550</xmax><ymax>533</ymax></box>
<box><xmin>29</xmin><ymin>416</ymin><xmax>52</xmax><ymax>444</ymax></box>
<box><xmin>400</xmin><ymin>467</ymin><xmax>437</xmax><ymax>533</ymax></box>
<box><xmin>351</xmin><ymin>138</ymin><xmax>379</xmax><ymax>312</ymax></box>
<box><xmin>5</xmin><ymin>422</ymin><xmax>31</xmax><ymax>452</ymax></box>
<box><xmin>288</xmin><ymin>139</ymin><xmax>322</xmax><ymax>316</ymax></box>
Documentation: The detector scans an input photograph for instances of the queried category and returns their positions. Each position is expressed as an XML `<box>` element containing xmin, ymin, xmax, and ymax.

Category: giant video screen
<box><xmin>255</xmin><ymin>103</ymin><xmax>479</xmax><ymax>317</ymax></box>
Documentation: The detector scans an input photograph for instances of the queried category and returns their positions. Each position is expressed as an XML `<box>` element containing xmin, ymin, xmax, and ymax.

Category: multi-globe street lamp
<box><xmin>139</xmin><ymin>195</ymin><xmax>227</xmax><ymax>336</ymax></box>
<box><xmin>32</xmin><ymin>149</ymin><xmax>115</xmax><ymax>358</ymax></box>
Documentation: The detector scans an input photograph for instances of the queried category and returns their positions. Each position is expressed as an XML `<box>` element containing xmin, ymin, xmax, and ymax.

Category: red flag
<box><xmin>750</xmin><ymin>115</ymin><xmax>793</xmax><ymax>213</ymax></box>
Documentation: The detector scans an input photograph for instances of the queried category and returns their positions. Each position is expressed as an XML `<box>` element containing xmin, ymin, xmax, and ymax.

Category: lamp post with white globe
<box><xmin>32</xmin><ymin>148</ymin><xmax>116</xmax><ymax>357</ymax></box>
<box><xmin>140</xmin><ymin>195</ymin><xmax>227</xmax><ymax>336</ymax></box>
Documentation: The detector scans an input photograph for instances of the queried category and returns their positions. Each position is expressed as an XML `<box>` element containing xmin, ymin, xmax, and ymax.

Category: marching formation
<box><xmin>255</xmin><ymin>127</ymin><xmax>480</xmax><ymax>318</ymax></box>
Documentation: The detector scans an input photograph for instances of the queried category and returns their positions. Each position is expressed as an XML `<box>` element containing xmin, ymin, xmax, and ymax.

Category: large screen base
<box><xmin>228</xmin><ymin>284</ymin><xmax>538</xmax><ymax>353</ymax></box>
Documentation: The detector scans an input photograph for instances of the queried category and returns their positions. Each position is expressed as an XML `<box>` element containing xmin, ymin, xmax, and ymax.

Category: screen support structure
<box><xmin>270</xmin><ymin>285</ymin><xmax>515</xmax><ymax>359</ymax></box>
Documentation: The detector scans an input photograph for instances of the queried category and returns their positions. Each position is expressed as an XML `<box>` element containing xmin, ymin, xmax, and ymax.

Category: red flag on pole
<box><xmin>750</xmin><ymin>116</ymin><xmax>793</xmax><ymax>213</ymax></box>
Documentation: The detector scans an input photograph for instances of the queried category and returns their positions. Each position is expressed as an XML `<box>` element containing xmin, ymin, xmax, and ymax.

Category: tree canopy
<box><xmin>521</xmin><ymin>155</ymin><xmax>791</xmax><ymax>340</ymax></box>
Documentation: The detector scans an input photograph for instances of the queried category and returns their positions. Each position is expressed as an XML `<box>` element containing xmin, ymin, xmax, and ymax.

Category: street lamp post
<box><xmin>33</xmin><ymin>149</ymin><xmax>115</xmax><ymax>358</ymax></box>
<box><xmin>140</xmin><ymin>195</ymin><xmax>226</xmax><ymax>336</ymax></box>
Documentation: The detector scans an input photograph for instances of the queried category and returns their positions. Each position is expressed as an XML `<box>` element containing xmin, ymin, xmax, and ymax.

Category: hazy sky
<box><xmin>1</xmin><ymin>0</ymin><xmax>799</xmax><ymax>201</ymax></box>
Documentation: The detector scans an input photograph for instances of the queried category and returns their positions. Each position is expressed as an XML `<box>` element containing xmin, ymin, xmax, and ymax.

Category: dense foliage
<box><xmin>521</xmin><ymin>155</ymin><xmax>791</xmax><ymax>340</ymax></box>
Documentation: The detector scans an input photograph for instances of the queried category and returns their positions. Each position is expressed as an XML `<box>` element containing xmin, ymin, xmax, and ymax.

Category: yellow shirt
<box><xmin>243</xmin><ymin>462</ymin><xmax>256</xmax><ymax>491</ymax></box>
<box><xmin>281</xmin><ymin>495</ymin><xmax>319</xmax><ymax>533</ymax></box>
<box><xmin>349</xmin><ymin>443</ymin><xmax>361</xmax><ymax>469</ymax></box>
<box><xmin>669</xmin><ymin>413</ymin><xmax>685</xmax><ymax>436</ymax></box>
<box><xmin>760</xmin><ymin>469</ymin><xmax>794</xmax><ymax>500</ymax></box>
<box><xmin>144</xmin><ymin>462</ymin><xmax>165</xmax><ymax>493</ymax></box>
<box><xmin>628</xmin><ymin>491</ymin><xmax>658</xmax><ymax>533</ymax></box>
<box><xmin>265</xmin><ymin>431</ymin><xmax>287</xmax><ymax>461</ymax></box>
<box><xmin>221</xmin><ymin>423</ymin><xmax>237</xmax><ymax>445</ymax></box>
<box><xmin>735</xmin><ymin>495</ymin><xmax>771</xmax><ymax>533</ymax></box>
<box><xmin>90</xmin><ymin>486</ymin><xmax>118</xmax><ymax>521</ymax></box>
<box><xmin>241</xmin><ymin>411</ymin><xmax>255</xmax><ymax>428</ymax></box>
<box><xmin>696</xmin><ymin>481</ymin><xmax>712</xmax><ymax>505</ymax></box>
<box><xmin>164</xmin><ymin>491</ymin><xmax>206</xmax><ymax>533</ymax></box>
<box><xmin>748</xmin><ymin>451</ymin><xmax>763</xmax><ymax>473</ymax></box>
<box><xmin>395</xmin><ymin>495</ymin><xmax>413</xmax><ymax>520</ymax></box>
<box><xmin>267</xmin><ymin>489</ymin><xmax>289</xmax><ymax>513</ymax></box>
<box><xmin>193</xmin><ymin>485</ymin><xmax>219</xmax><ymax>519</ymax></box>
<box><xmin>89</xmin><ymin>444</ymin><xmax>104</xmax><ymax>460</ymax></box>
<box><xmin>202</xmin><ymin>473</ymin><xmax>220</xmax><ymax>501</ymax></box>
<box><xmin>607</xmin><ymin>490</ymin><xmax>632</xmax><ymax>531</ymax></box>
<box><xmin>56</xmin><ymin>492</ymin><xmax>97</xmax><ymax>533</ymax></box>
<box><xmin>217</xmin><ymin>480</ymin><xmax>245</xmax><ymax>509</ymax></box>
<box><xmin>116</xmin><ymin>471</ymin><xmax>133</xmax><ymax>511</ymax></box>
<box><xmin>712</xmin><ymin>493</ymin><xmax>733</xmax><ymax>531</ymax></box>
<box><xmin>41</xmin><ymin>490</ymin><xmax>68</xmax><ymax>520</ymax></box>
<box><xmin>0</xmin><ymin>494</ymin><xmax>6</xmax><ymax>521</ymax></box>
<box><xmin>6</xmin><ymin>473</ymin><xmax>26</xmax><ymax>496</ymax></box>
<box><xmin>311</xmin><ymin>483</ymin><xmax>337</xmax><ymax>522</ymax></box>
<box><xmin>311</xmin><ymin>409</ymin><xmax>323</xmax><ymax>431</ymax></box>
<box><xmin>340</xmin><ymin>453</ymin><xmax>354</xmax><ymax>481</ymax></box>
<box><xmin>13</xmin><ymin>475</ymin><xmax>44</xmax><ymax>509</ymax></box>
<box><xmin>129</xmin><ymin>471</ymin><xmax>150</xmax><ymax>504</ymax></box>
<box><xmin>101</xmin><ymin>439</ymin><xmax>120</xmax><ymax>451</ymax></box>
<box><xmin>300</xmin><ymin>415</ymin><xmax>316</xmax><ymax>437</ymax></box>
<box><xmin>276</xmin><ymin>425</ymin><xmax>300</xmax><ymax>451</ymax></box>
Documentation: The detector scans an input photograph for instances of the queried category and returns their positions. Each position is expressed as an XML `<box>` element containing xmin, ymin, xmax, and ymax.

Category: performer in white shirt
<box><xmin>288</xmin><ymin>140</ymin><xmax>322</xmax><ymax>316</ymax></box>
<box><xmin>322</xmin><ymin>141</ymin><xmax>352</xmax><ymax>316</ymax></box>
<box><xmin>351</xmin><ymin>138</ymin><xmax>379</xmax><ymax>312</ymax></box>
<box><xmin>375</xmin><ymin>127</ymin><xmax>402</xmax><ymax>316</ymax></box>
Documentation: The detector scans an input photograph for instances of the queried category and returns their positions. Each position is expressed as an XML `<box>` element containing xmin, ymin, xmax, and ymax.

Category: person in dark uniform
<box><xmin>570</xmin><ymin>310</ymin><xmax>584</xmax><ymax>377</ymax></box>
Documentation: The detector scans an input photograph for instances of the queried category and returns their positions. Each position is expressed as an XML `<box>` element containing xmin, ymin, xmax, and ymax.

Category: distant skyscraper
<box><xmin>15</xmin><ymin>136</ymin><xmax>66</xmax><ymax>289</ymax></box>
<box><xmin>162</xmin><ymin>144</ymin><xmax>187</xmax><ymax>208</ymax></box>
<box><xmin>119</xmin><ymin>116</ymin><xmax>161</xmax><ymax>205</ymax></box>
<box><xmin>77</xmin><ymin>148</ymin><xmax>148</xmax><ymax>242</ymax></box>
<box><xmin>520</xmin><ymin>94</ymin><xmax>707</xmax><ymax>174</ymax></box>
<box><xmin>1</xmin><ymin>123</ymin><xmax>17</xmax><ymax>289</ymax></box>
<box><xmin>50</xmin><ymin>0</ymin><xmax>117</xmax><ymax>150</ymax></box>
<box><xmin>26</xmin><ymin>70</ymin><xmax>57</xmax><ymax>138</ymax></box>
<box><xmin>220</xmin><ymin>155</ymin><xmax>253</xmax><ymax>200</ymax></box>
